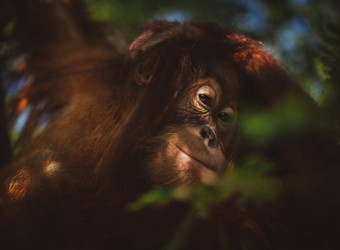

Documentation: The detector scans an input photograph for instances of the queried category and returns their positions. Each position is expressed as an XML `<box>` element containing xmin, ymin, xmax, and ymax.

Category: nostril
<box><xmin>200</xmin><ymin>128</ymin><xmax>209</xmax><ymax>140</ymax></box>
<box><xmin>200</xmin><ymin>125</ymin><xmax>218</xmax><ymax>148</ymax></box>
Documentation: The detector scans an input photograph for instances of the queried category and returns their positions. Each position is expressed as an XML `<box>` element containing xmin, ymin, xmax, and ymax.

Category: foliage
<box><xmin>130</xmin><ymin>155</ymin><xmax>277</xmax><ymax>218</ymax></box>
<box><xmin>317</xmin><ymin>0</ymin><xmax>340</xmax><ymax>128</ymax></box>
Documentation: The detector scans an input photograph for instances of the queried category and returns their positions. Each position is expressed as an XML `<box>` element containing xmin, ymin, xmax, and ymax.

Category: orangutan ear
<box><xmin>133</xmin><ymin>53</ymin><xmax>160</xmax><ymax>86</ymax></box>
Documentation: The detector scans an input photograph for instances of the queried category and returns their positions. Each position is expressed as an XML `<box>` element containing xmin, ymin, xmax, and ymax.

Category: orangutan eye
<box><xmin>218</xmin><ymin>107</ymin><xmax>235</xmax><ymax>124</ymax></box>
<box><xmin>218</xmin><ymin>112</ymin><xmax>232</xmax><ymax>123</ymax></box>
<box><xmin>198</xmin><ymin>94</ymin><xmax>213</xmax><ymax>107</ymax></box>
<box><xmin>196</xmin><ymin>86</ymin><xmax>216</xmax><ymax>109</ymax></box>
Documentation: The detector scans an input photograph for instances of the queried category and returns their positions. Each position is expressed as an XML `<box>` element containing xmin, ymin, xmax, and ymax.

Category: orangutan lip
<box><xmin>175</xmin><ymin>145</ymin><xmax>218</xmax><ymax>172</ymax></box>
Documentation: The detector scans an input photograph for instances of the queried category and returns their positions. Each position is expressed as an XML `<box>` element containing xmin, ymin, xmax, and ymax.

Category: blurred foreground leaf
<box><xmin>129</xmin><ymin>155</ymin><xmax>277</xmax><ymax>218</ymax></box>
<box><xmin>239</xmin><ymin>93</ymin><xmax>316</xmax><ymax>143</ymax></box>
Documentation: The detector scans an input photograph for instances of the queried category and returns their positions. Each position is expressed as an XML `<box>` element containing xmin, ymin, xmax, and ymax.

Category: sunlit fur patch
<box><xmin>167</xmin><ymin>137</ymin><xmax>219</xmax><ymax>185</ymax></box>
<box><xmin>6</xmin><ymin>169</ymin><xmax>31</xmax><ymax>201</ymax></box>
<box><xmin>147</xmin><ymin>138</ymin><xmax>198</xmax><ymax>186</ymax></box>
<box><xmin>168</xmin><ymin>139</ymin><xmax>198</xmax><ymax>182</ymax></box>
<box><xmin>147</xmin><ymin>127</ymin><xmax>227</xmax><ymax>186</ymax></box>
<box><xmin>43</xmin><ymin>160</ymin><xmax>60</xmax><ymax>176</ymax></box>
